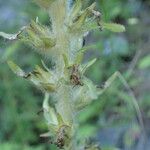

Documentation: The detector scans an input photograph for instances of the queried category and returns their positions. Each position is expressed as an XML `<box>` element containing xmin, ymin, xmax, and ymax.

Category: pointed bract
<box><xmin>101</xmin><ymin>22</ymin><xmax>126</xmax><ymax>32</ymax></box>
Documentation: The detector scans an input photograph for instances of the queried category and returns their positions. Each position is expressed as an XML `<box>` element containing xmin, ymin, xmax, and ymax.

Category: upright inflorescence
<box><xmin>0</xmin><ymin>0</ymin><xmax>125</xmax><ymax>149</ymax></box>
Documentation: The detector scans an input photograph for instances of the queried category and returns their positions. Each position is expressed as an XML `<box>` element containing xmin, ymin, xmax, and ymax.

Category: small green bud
<box><xmin>69</xmin><ymin>2</ymin><xmax>96</xmax><ymax>31</ymax></box>
<box><xmin>70</xmin><ymin>0</ymin><xmax>83</xmax><ymax>21</ymax></box>
<box><xmin>40</xmin><ymin>36</ymin><xmax>56</xmax><ymax>49</ymax></box>
<box><xmin>24</xmin><ymin>21</ymin><xmax>56</xmax><ymax>51</ymax></box>
<box><xmin>7</xmin><ymin>61</ymin><xmax>57</xmax><ymax>92</ymax></box>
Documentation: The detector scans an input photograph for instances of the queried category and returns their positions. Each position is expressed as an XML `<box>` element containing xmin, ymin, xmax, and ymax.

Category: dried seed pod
<box><xmin>54</xmin><ymin>125</ymin><xmax>70</xmax><ymax>148</ymax></box>
<box><xmin>70</xmin><ymin>64</ymin><xmax>83</xmax><ymax>86</ymax></box>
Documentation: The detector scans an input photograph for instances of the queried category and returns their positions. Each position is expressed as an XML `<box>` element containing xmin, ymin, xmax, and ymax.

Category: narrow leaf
<box><xmin>41</xmin><ymin>60</ymin><xmax>50</xmax><ymax>72</ymax></box>
<box><xmin>81</xmin><ymin>58</ymin><xmax>97</xmax><ymax>74</ymax></box>
<box><xmin>75</xmin><ymin>51</ymin><xmax>84</xmax><ymax>64</ymax></box>
<box><xmin>63</xmin><ymin>53</ymin><xmax>69</xmax><ymax>68</ymax></box>
<box><xmin>138</xmin><ymin>55</ymin><xmax>150</xmax><ymax>69</ymax></box>
<box><xmin>40</xmin><ymin>132</ymin><xmax>51</xmax><ymax>137</ymax></box>
<box><xmin>101</xmin><ymin>22</ymin><xmax>126</xmax><ymax>32</ymax></box>
<box><xmin>79</xmin><ymin>44</ymin><xmax>97</xmax><ymax>53</ymax></box>
<box><xmin>83</xmin><ymin>78</ymin><xmax>98</xmax><ymax>99</ymax></box>
<box><xmin>70</xmin><ymin>0</ymin><xmax>82</xmax><ymax>20</ymax></box>
<box><xmin>0</xmin><ymin>32</ymin><xmax>18</xmax><ymax>40</ymax></box>
<box><xmin>0</xmin><ymin>26</ymin><xmax>26</xmax><ymax>40</ymax></box>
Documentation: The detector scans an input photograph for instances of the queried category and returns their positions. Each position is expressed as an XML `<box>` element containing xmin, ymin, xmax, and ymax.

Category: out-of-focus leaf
<box><xmin>1</xmin><ymin>42</ymin><xmax>20</xmax><ymax>61</ymax></box>
<box><xmin>108</xmin><ymin>36</ymin><xmax>129</xmax><ymax>55</ymax></box>
<box><xmin>101</xmin><ymin>22</ymin><xmax>125</xmax><ymax>32</ymax></box>
<box><xmin>103</xmin><ymin>147</ymin><xmax>120</xmax><ymax>150</ymax></box>
<box><xmin>7</xmin><ymin>61</ymin><xmax>25</xmax><ymax>77</ymax></box>
<box><xmin>0</xmin><ymin>142</ymin><xmax>44</xmax><ymax>150</ymax></box>
<box><xmin>123</xmin><ymin>124</ymin><xmax>140</xmax><ymax>147</ymax></box>
<box><xmin>77</xmin><ymin>124</ymin><xmax>97</xmax><ymax>139</ymax></box>
<box><xmin>138</xmin><ymin>55</ymin><xmax>150</xmax><ymax>69</ymax></box>
<box><xmin>127</xmin><ymin>18</ymin><xmax>139</xmax><ymax>25</ymax></box>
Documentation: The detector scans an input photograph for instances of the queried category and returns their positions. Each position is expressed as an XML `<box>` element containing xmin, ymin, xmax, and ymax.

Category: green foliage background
<box><xmin>0</xmin><ymin>0</ymin><xmax>149</xmax><ymax>149</ymax></box>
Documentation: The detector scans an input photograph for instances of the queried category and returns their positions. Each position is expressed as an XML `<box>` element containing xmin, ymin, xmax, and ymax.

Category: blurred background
<box><xmin>0</xmin><ymin>0</ymin><xmax>150</xmax><ymax>150</ymax></box>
